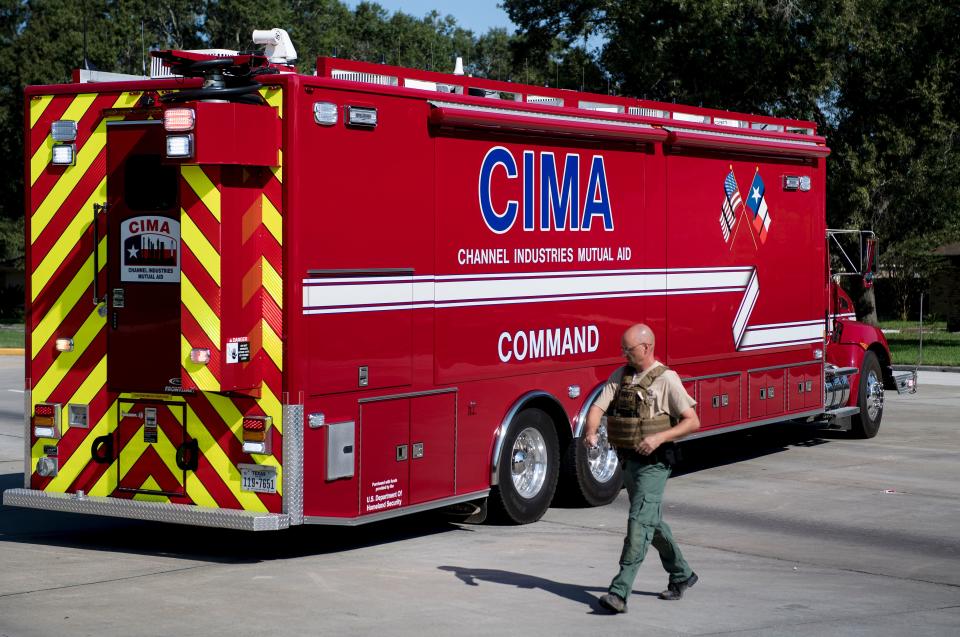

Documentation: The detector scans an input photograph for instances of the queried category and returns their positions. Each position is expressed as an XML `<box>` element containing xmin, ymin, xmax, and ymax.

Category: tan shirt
<box><xmin>594</xmin><ymin>362</ymin><xmax>696</xmax><ymax>420</ymax></box>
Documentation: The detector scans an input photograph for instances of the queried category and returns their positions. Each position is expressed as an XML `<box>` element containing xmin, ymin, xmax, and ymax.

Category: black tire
<box><xmin>851</xmin><ymin>350</ymin><xmax>883</xmax><ymax>438</ymax></box>
<box><xmin>558</xmin><ymin>436</ymin><xmax>622</xmax><ymax>507</ymax></box>
<box><xmin>488</xmin><ymin>408</ymin><xmax>560</xmax><ymax>524</ymax></box>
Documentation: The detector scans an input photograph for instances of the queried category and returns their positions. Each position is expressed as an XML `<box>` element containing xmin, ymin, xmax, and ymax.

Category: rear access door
<box><xmin>105</xmin><ymin>121</ymin><xmax>181</xmax><ymax>392</ymax></box>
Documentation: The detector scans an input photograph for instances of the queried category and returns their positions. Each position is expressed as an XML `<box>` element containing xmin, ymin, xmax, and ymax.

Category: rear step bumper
<box><xmin>2</xmin><ymin>488</ymin><xmax>290</xmax><ymax>532</ymax></box>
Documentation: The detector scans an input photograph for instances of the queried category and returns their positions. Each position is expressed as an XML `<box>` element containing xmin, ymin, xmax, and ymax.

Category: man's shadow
<box><xmin>438</xmin><ymin>566</ymin><xmax>658</xmax><ymax>614</ymax></box>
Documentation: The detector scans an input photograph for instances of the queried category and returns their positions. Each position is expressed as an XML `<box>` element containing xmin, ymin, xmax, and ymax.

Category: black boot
<box><xmin>598</xmin><ymin>592</ymin><xmax>628</xmax><ymax>613</ymax></box>
<box><xmin>659</xmin><ymin>572</ymin><xmax>698</xmax><ymax>601</ymax></box>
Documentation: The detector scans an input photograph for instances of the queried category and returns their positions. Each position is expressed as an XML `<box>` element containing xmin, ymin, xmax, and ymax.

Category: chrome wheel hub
<box><xmin>866</xmin><ymin>370</ymin><xmax>884</xmax><ymax>421</ymax></box>
<box><xmin>511</xmin><ymin>427</ymin><xmax>548</xmax><ymax>499</ymax></box>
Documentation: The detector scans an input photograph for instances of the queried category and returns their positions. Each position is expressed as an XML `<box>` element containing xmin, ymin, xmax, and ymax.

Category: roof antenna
<box><xmin>82</xmin><ymin>0</ymin><xmax>91</xmax><ymax>71</ymax></box>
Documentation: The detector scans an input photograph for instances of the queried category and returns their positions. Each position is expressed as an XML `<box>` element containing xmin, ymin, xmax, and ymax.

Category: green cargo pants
<box><xmin>608</xmin><ymin>455</ymin><xmax>693</xmax><ymax>598</ymax></box>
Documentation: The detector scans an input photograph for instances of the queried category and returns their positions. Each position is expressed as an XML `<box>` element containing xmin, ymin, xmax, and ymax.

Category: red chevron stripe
<box><xmin>30</xmin><ymin>237</ymin><xmax>96</xmax><ymax>333</ymax></box>
<box><xmin>30</xmin><ymin>284</ymin><xmax>94</xmax><ymax>380</ymax></box>
<box><xmin>31</xmin><ymin>147</ymin><xmax>106</xmax><ymax>255</ymax></box>
<box><xmin>28</xmin><ymin>95</ymin><xmax>71</xmax><ymax>155</ymax></box>
<box><xmin>179</xmin><ymin>176</ymin><xmax>222</xmax><ymax>243</ymax></box>
<box><xmin>180</xmin><ymin>247</ymin><xmax>221</xmax><ymax>313</ymax></box>
<box><xmin>30</xmin><ymin>93</ymin><xmax>118</xmax><ymax>207</ymax></box>
<box><xmin>113</xmin><ymin>446</ymin><xmax>188</xmax><ymax>502</ymax></box>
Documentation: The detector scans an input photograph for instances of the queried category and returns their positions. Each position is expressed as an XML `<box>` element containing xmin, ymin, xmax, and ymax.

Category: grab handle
<box><xmin>92</xmin><ymin>202</ymin><xmax>107</xmax><ymax>305</ymax></box>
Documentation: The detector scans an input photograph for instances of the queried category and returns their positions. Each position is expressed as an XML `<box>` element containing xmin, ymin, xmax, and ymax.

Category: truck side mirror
<box><xmin>863</xmin><ymin>237</ymin><xmax>877</xmax><ymax>289</ymax></box>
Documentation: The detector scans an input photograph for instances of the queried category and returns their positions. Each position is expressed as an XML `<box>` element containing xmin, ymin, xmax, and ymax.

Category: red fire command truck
<box><xmin>4</xmin><ymin>29</ymin><xmax>917</xmax><ymax>530</ymax></box>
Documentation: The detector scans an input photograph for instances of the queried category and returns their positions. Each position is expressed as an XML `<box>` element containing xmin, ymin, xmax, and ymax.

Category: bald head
<box><xmin>621</xmin><ymin>323</ymin><xmax>656</xmax><ymax>369</ymax></box>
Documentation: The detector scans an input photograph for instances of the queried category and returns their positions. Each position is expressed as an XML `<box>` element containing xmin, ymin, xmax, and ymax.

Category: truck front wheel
<box><xmin>489</xmin><ymin>408</ymin><xmax>559</xmax><ymax>524</ymax></box>
<box><xmin>851</xmin><ymin>351</ymin><xmax>883</xmax><ymax>438</ymax></box>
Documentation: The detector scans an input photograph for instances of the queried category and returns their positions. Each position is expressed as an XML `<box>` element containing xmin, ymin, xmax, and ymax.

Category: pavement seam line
<box><xmin>0</xmin><ymin>564</ymin><xmax>212</xmax><ymax>599</ymax></box>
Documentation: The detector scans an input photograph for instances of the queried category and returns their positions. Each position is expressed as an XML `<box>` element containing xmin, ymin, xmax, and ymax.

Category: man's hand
<box><xmin>583</xmin><ymin>432</ymin><xmax>599</xmax><ymax>448</ymax></box>
<box><xmin>636</xmin><ymin>432</ymin><xmax>663</xmax><ymax>455</ymax></box>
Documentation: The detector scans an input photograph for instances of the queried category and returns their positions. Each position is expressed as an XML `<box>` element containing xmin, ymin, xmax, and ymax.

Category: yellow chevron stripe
<box><xmin>185</xmin><ymin>404</ymin><xmax>270</xmax><ymax>511</ymax></box>
<box><xmin>181</xmin><ymin>334</ymin><xmax>220</xmax><ymax>392</ymax></box>
<box><xmin>133</xmin><ymin>477</ymin><xmax>171</xmax><ymax>502</ymax></box>
<box><xmin>29</xmin><ymin>94</ymin><xmax>54</xmax><ymax>128</ymax></box>
<box><xmin>40</xmin><ymin>399</ymin><xmax>117</xmax><ymax>493</ymax></box>
<box><xmin>31</xmin><ymin>356</ymin><xmax>106</xmax><ymax>467</ymax></box>
<box><xmin>262</xmin><ymin>319</ymin><xmax>282</xmax><ymax>371</ymax></box>
<box><xmin>33</xmin><ymin>307</ymin><xmax>105</xmax><ymax>402</ymax></box>
<box><xmin>272</xmin><ymin>149</ymin><xmax>282</xmax><ymax>183</ymax></box>
<box><xmin>118</xmin><ymin>424</ymin><xmax>184</xmax><ymax>488</ymax></box>
<box><xmin>259</xmin><ymin>382</ymin><xmax>283</xmax><ymax>435</ymax></box>
<box><xmin>182</xmin><ymin>166</ymin><xmax>221</xmax><ymax>222</ymax></box>
<box><xmin>205</xmin><ymin>392</ymin><xmax>281</xmax><ymax>480</ymax></box>
<box><xmin>30</xmin><ymin>92</ymin><xmax>133</xmax><ymax>238</ymax></box>
<box><xmin>30</xmin><ymin>93</ymin><xmax>97</xmax><ymax>187</ymax></box>
<box><xmin>180</xmin><ymin>211</ymin><xmax>221</xmax><ymax>285</ymax></box>
<box><xmin>164</xmin><ymin>408</ymin><xmax>218</xmax><ymax>508</ymax></box>
<box><xmin>30</xmin><ymin>136</ymin><xmax>55</xmax><ymax>187</ymax></box>
<box><xmin>262</xmin><ymin>194</ymin><xmax>282</xmax><ymax>245</ymax></box>
<box><xmin>31</xmin><ymin>178</ymin><xmax>106</xmax><ymax>302</ymax></box>
<box><xmin>261</xmin><ymin>86</ymin><xmax>283</xmax><ymax>118</ymax></box>
<box><xmin>32</xmin><ymin>236</ymin><xmax>106</xmax><ymax>360</ymax></box>
<box><xmin>262</xmin><ymin>257</ymin><xmax>282</xmax><ymax>309</ymax></box>
<box><xmin>181</xmin><ymin>275</ymin><xmax>220</xmax><ymax>346</ymax></box>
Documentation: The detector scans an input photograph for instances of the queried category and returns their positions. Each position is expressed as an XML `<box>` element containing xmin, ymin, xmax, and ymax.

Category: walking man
<box><xmin>583</xmin><ymin>323</ymin><xmax>700</xmax><ymax>613</ymax></box>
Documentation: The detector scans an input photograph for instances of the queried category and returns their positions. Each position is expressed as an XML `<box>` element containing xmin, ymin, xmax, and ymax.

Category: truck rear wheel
<box><xmin>559</xmin><ymin>426</ymin><xmax>622</xmax><ymax>507</ymax></box>
<box><xmin>851</xmin><ymin>351</ymin><xmax>883</xmax><ymax>438</ymax></box>
<box><xmin>489</xmin><ymin>408</ymin><xmax>559</xmax><ymax>524</ymax></box>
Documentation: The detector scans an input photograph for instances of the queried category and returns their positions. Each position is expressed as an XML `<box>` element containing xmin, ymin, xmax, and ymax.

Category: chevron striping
<box><xmin>133</xmin><ymin>477</ymin><xmax>171</xmax><ymax>502</ymax></box>
<box><xmin>261</xmin><ymin>194</ymin><xmax>282</xmax><ymax>245</ymax></box>
<box><xmin>204</xmin><ymin>392</ymin><xmax>282</xmax><ymax>478</ymax></box>
<box><xmin>117</xmin><ymin>424</ymin><xmax>184</xmax><ymax>488</ymax></box>
<box><xmin>31</xmin><ymin>92</ymin><xmax>136</xmax><ymax>240</ymax></box>
<box><xmin>259</xmin><ymin>383</ymin><xmax>283</xmax><ymax>435</ymax></box>
<box><xmin>262</xmin><ymin>257</ymin><xmax>282</xmax><ymax>309</ymax></box>
<box><xmin>261</xmin><ymin>319</ymin><xmax>282</xmax><ymax>371</ymax></box>
<box><xmin>40</xmin><ymin>398</ymin><xmax>115</xmax><ymax>492</ymax></box>
<box><xmin>32</xmin><ymin>179</ymin><xmax>105</xmax><ymax>301</ymax></box>
<box><xmin>184</xmin><ymin>404</ymin><xmax>270</xmax><ymax>511</ymax></box>
<box><xmin>180</xmin><ymin>334</ymin><xmax>220</xmax><ymax>391</ymax></box>
<box><xmin>164</xmin><ymin>407</ymin><xmax>219</xmax><ymax>508</ymax></box>
<box><xmin>32</xmin><ymin>237</ymin><xmax>106</xmax><ymax>360</ymax></box>
<box><xmin>180</xmin><ymin>211</ymin><xmax>221</xmax><ymax>286</ymax></box>
<box><xmin>32</xmin><ymin>308</ymin><xmax>104</xmax><ymax>402</ymax></box>
<box><xmin>181</xmin><ymin>275</ymin><xmax>220</xmax><ymax>345</ymax></box>
<box><xmin>182</xmin><ymin>166</ymin><xmax>221</xmax><ymax>222</ymax></box>
<box><xmin>29</xmin><ymin>94</ymin><xmax>54</xmax><ymax>128</ymax></box>
<box><xmin>30</xmin><ymin>93</ymin><xmax>97</xmax><ymax>187</ymax></box>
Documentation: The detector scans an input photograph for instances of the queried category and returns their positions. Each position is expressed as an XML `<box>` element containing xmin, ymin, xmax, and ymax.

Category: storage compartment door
<box><xmin>696</xmin><ymin>378</ymin><xmax>721</xmax><ymax>428</ymax></box>
<box><xmin>765</xmin><ymin>370</ymin><xmax>785</xmax><ymax>416</ymax></box>
<box><xmin>409</xmin><ymin>392</ymin><xmax>456</xmax><ymax>504</ymax></box>
<box><xmin>359</xmin><ymin>399</ymin><xmax>410</xmax><ymax>515</ymax></box>
<box><xmin>719</xmin><ymin>374</ymin><xmax>741</xmax><ymax>424</ymax></box>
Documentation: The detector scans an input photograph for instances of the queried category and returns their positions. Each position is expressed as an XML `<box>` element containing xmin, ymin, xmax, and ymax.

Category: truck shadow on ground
<box><xmin>0</xmin><ymin>472</ymin><xmax>471</xmax><ymax>564</ymax></box>
<box><xmin>436</xmin><ymin>565</ymin><xmax>657</xmax><ymax>613</ymax></box>
<box><xmin>0</xmin><ymin>424</ymin><xmax>841</xmax><ymax>562</ymax></box>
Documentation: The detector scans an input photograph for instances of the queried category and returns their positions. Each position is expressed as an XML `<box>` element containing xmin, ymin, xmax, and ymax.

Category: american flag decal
<box><xmin>720</xmin><ymin>168</ymin><xmax>742</xmax><ymax>243</ymax></box>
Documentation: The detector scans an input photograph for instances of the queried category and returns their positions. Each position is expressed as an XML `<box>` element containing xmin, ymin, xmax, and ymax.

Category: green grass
<box><xmin>880</xmin><ymin>320</ymin><xmax>960</xmax><ymax>367</ymax></box>
<box><xmin>0</xmin><ymin>323</ymin><xmax>24</xmax><ymax>348</ymax></box>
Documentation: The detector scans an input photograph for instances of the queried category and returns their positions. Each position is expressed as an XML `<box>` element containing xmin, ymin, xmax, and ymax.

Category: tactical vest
<box><xmin>606</xmin><ymin>364</ymin><xmax>677</xmax><ymax>449</ymax></box>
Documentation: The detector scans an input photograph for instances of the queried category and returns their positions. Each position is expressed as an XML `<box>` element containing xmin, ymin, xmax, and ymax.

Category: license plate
<box><xmin>239</xmin><ymin>465</ymin><xmax>276</xmax><ymax>494</ymax></box>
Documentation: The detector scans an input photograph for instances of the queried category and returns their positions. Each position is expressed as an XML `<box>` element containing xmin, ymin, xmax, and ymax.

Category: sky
<box><xmin>341</xmin><ymin>0</ymin><xmax>517</xmax><ymax>34</ymax></box>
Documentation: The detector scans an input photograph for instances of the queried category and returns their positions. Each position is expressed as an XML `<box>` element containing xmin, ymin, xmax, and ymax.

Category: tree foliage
<box><xmin>1</xmin><ymin>0</ymin><xmax>957</xmax><ymax>320</ymax></box>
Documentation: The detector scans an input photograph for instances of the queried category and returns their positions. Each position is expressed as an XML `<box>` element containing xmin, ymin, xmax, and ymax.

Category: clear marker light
<box><xmin>164</xmin><ymin>108</ymin><xmax>195</xmax><ymax>131</ymax></box>
<box><xmin>190</xmin><ymin>347</ymin><xmax>211</xmax><ymax>364</ymax></box>
<box><xmin>51</xmin><ymin>120</ymin><xmax>77</xmax><ymax>142</ymax></box>
<box><xmin>55</xmin><ymin>338</ymin><xmax>74</xmax><ymax>352</ymax></box>
<box><xmin>166</xmin><ymin>134</ymin><xmax>194</xmax><ymax>158</ymax></box>
<box><xmin>51</xmin><ymin>144</ymin><xmax>75</xmax><ymax>166</ymax></box>
<box><xmin>313</xmin><ymin>102</ymin><xmax>337</xmax><ymax>125</ymax></box>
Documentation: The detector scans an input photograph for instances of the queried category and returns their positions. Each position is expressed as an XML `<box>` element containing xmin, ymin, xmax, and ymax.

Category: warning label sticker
<box><xmin>226</xmin><ymin>337</ymin><xmax>250</xmax><ymax>364</ymax></box>
<box><xmin>120</xmin><ymin>216</ymin><xmax>180</xmax><ymax>283</ymax></box>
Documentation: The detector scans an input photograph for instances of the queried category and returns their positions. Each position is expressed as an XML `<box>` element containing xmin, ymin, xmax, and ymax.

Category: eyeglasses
<box><xmin>621</xmin><ymin>342</ymin><xmax>652</xmax><ymax>355</ymax></box>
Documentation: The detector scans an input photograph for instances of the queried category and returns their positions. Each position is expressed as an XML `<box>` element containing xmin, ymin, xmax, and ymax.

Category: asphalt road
<box><xmin>0</xmin><ymin>358</ymin><xmax>958</xmax><ymax>636</ymax></box>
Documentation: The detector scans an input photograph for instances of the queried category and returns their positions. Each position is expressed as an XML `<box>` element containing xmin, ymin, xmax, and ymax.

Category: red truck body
<box><xmin>5</xmin><ymin>49</ymin><xmax>910</xmax><ymax>530</ymax></box>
